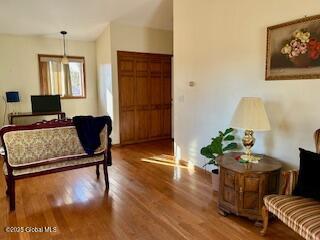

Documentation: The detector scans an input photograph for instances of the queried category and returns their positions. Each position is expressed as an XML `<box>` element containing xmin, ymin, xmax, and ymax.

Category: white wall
<box><xmin>96</xmin><ymin>23</ymin><xmax>173</xmax><ymax>144</ymax></box>
<box><xmin>96</xmin><ymin>25</ymin><xmax>113</xmax><ymax>117</ymax></box>
<box><xmin>0</xmin><ymin>34</ymin><xmax>98</xmax><ymax>126</ymax></box>
<box><xmin>174</xmin><ymin>0</ymin><xmax>320</xmax><ymax>169</ymax></box>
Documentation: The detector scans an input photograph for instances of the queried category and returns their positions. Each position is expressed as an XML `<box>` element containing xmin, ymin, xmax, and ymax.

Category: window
<box><xmin>38</xmin><ymin>55</ymin><xmax>86</xmax><ymax>99</ymax></box>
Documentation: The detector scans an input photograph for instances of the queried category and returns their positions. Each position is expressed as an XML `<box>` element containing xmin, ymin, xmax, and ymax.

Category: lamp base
<box><xmin>240</xmin><ymin>154</ymin><xmax>261</xmax><ymax>164</ymax></box>
<box><xmin>241</xmin><ymin>130</ymin><xmax>261</xmax><ymax>163</ymax></box>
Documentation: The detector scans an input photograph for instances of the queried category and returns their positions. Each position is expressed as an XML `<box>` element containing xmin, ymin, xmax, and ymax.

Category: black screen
<box><xmin>31</xmin><ymin>95</ymin><xmax>61</xmax><ymax>113</ymax></box>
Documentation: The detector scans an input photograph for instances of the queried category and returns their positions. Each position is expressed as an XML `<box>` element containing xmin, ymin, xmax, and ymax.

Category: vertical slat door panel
<box><xmin>118</xmin><ymin>51</ymin><xmax>172</xmax><ymax>144</ymax></box>
<box><xmin>150</xmin><ymin>110</ymin><xmax>162</xmax><ymax>138</ymax></box>
<box><xmin>149</xmin><ymin>72</ymin><xmax>163</xmax><ymax>138</ymax></box>
<box><xmin>163</xmin><ymin>108</ymin><xmax>171</xmax><ymax>137</ymax></box>
<box><xmin>136</xmin><ymin>76</ymin><xmax>149</xmax><ymax>107</ymax></box>
<box><xmin>135</xmin><ymin>60</ymin><xmax>149</xmax><ymax>107</ymax></box>
<box><xmin>120</xmin><ymin>110</ymin><xmax>135</xmax><ymax>143</ymax></box>
<box><xmin>135</xmin><ymin>110</ymin><xmax>150</xmax><ymax>140</ymax></box>
<box><xmin>118</xmin><ymin>55</ymin><xmax>135</xmax><ymax>143</ymax></box>
<box><xmin>119</xmin><ymin>76</ymin><xmax>135</xmax><ymax>109</ymax></box>
<box><xmin>135</xmin><ymin>59</ymin><xmax>150</xmax><ymax>140</ymax></box>
<box><xmin>150</xmin><ymin>76</ymin><xmax>162</xmax><ymax>106</ymax></box>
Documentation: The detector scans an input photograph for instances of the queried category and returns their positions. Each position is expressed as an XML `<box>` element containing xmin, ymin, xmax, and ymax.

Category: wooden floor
<box><xmin>0</xmin><ymin>140</ymin><xmax>302</xmax><ymax>240</ymax></box>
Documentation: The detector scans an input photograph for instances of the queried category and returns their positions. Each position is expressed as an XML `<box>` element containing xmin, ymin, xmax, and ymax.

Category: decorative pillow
<box><xmin>293</xmin><ymin>148</ymin><xmax>320</xmax><ymax>200</ymax></box>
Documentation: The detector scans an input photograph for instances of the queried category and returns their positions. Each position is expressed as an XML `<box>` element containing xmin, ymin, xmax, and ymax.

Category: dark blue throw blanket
<box><xmin>73</xmin><ymin>116</ymin><xmax>112</xmax><ymax>159</ymax></box>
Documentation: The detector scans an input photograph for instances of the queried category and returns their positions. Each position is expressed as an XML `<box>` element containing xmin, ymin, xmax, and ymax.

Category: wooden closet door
<box><xmin>135</xmin><ymin>56</ymin><xmax>150</xmax><ymax>141</ymax></box>
<box><xmin>118</xmin><ymin>51</ymin><xmax>172</xmax><ymax>144</ymax></box>
<box><xmin>118</xmin><ymin>55</ymin><xmax>136</xmax><ymax>143</ymax></box>
<box><xmin>149</xmin><ymin>58</ymin><xmax>163</xmax><ymax>138</ymax></box>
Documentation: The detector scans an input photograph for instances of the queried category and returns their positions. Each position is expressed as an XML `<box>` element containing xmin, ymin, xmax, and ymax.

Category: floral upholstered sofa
<box><xmin>0</xmin><ymin>119</ymin><xmax>112</xmax><ymax>211</ymax></box>
<box><xmin>261</xmin><ymin>130</ymin><xmax>320</xmax><ymax>240</ymax></box>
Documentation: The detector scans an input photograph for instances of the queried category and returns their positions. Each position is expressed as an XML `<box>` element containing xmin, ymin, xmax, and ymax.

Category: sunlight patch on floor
<box><xmin>141</xmin><ymin>154</ymin><xmax>195</xmax><ymax>175</ymax></box>
<box><xmin>141</xmin><ymin>158</ymin><xmax>189</xmax><ymax>169</ymax></box>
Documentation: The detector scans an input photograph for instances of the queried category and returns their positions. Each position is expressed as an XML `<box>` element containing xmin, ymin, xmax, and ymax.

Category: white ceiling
<box><xmin>0</xmin><ymin>0</ymin><xmax>173</xmax><ymax>41</ymax></box>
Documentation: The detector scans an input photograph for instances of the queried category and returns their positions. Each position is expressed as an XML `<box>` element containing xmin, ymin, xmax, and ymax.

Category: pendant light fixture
<box><xmin>60</xmin><ymin>31</ymin><xmax>69</xmax><ymax>65</ymax></box>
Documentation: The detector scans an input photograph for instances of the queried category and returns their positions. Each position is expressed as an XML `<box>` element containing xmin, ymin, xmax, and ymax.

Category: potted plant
<box><xmin>200</xmin><ymin>128</ymin><xmax>238</xmax><ymax>191</ymax></box>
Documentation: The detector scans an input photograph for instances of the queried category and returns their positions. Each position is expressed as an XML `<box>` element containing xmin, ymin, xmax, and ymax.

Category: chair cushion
<box><xmin>264</xmin><ymin>194</ymin><xmax>320</xmax><ymax>240</ymax></box>
<box><xmin>3</xmin><ymin>154</ymin><xmax>104</xmax><ymax>176</ymax></box>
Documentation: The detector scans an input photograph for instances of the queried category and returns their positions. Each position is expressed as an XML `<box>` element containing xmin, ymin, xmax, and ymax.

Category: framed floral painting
<box><xmin>266</xmin><ymin>15</ymin><xmax>320</xmax><ymax>80</ymax></box>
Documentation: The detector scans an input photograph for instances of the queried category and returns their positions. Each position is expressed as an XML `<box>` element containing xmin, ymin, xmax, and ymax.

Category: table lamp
<box><xmin>230</xmin><ymin>97</ymin><xmax>271</xmax><ymax>162</ymax></box>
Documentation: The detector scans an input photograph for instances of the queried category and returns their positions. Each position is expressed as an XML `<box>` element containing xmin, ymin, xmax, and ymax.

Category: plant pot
<box><xmin>211</xmin><ymin>169</ymin><xmax>219</xmax><ymax>192</ymax></box>
<box><xmin>290</xmin><ymin>54</ymin><xmax>312</xmax><ymax>68</ymax></box>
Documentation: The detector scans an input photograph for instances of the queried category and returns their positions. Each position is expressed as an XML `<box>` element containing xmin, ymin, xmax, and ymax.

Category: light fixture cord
<box><xmin>63</xmin><ymin>34</ymin><xmax>66</xmax><ymax>56</ymax></box>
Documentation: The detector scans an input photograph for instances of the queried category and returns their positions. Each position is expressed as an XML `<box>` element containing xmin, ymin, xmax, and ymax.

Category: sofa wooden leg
<box><xmin>8</xmin><ymin>178</ymin><xmax>16</xmax><ymax>211</ymax></box>
<box><xmin>5</xmin><ymin>176</ymin><xmax>10</xmax><ymax>196</ymax></box>
<box><xmin>103</xmin><ymin>162</ymin><xmax>109</xmax><ymax>190</ymax></box>
<box><xmin>96</xmin><ymin>165</ymin><xmax>100</xmax><ymax>179</ymax></box>
<box><xmin>260</xmin><ymin>206</ymin><xmax>269</xmax><ymax>236</ymax></box>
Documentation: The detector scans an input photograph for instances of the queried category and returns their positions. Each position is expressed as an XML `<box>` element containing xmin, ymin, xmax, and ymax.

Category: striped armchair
<box><xmin>261</xmin><ymin>130</ymin><xmax>320</xmax><ymax>240</ymax></box>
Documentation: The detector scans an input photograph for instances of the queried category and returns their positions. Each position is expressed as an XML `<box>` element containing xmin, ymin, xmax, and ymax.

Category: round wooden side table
<box><xmin>217</xmin><ymin>152</ymin><xmax>282</xmax><ymax>222</ymax></box>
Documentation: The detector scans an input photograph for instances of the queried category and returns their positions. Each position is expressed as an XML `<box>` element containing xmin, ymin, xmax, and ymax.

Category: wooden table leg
<box><xmin>260</xmin><ymin>206</ymin><xmax>269</xmax><ymax>236</ymax></box>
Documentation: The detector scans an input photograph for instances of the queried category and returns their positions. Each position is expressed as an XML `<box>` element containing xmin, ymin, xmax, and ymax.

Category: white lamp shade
<box><xmin>231</xmin><ymin>97</ymin><xmax>271</xmax><ymax>131</ymax></box>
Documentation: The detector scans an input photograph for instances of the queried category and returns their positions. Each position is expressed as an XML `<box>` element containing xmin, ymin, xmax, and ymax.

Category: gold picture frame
<box><xmin>266</xmin><ymin>15</ymin><xmax>320</xmax><ymax>80</ymax></box>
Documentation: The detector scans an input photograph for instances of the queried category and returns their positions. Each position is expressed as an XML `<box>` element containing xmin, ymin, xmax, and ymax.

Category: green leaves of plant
<box><xmin>224</xmin><ymin>128</ymin><xmax>234</xmax><ymax>135</ymax></box>
<box><xmin>224</xmin><ymin>135</ymin><xmax>235</xmax><ymax>141</ymax></box>
<box><xmin>223</xmin><ymin>143</ymin><xmax>238</xmax><ymax>152</ymax></box>
<box><xmin>200</xmin><ymin>146</ymin><xmax>214</xmax><ymax>159</ymax></box>
<box><xmin>200</xmin><ymin>128</ymin><xmax>238</xmax><ymax>167</ymax></box>
<box><xmin>211</xmin><ymin>136</ymin><xmax>223</xmax><ymax>155</ymax></box>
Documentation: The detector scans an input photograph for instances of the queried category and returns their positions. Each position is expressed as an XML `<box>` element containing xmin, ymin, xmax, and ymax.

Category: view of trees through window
<box><xmin>69</xmin><ymin>62</ymin><xmax>82</xmax><ymax>96</ymax></box>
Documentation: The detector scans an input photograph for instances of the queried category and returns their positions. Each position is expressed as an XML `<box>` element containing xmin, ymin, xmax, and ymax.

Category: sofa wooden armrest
<box><xmin>280</xmin><ymin>169</ymin><xmax>299</xmax><ymax>195</ymax></box>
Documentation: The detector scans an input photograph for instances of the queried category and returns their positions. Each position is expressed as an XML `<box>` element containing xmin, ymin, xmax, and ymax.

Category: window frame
<box><xmin>38</xmin><ymin>54</ymin><xmax>87</xmax><ymax>99</ymax></box>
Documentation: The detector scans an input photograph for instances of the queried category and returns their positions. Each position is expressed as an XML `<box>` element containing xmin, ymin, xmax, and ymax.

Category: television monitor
<box><xmin>31</xmin><ymin>95</ymin><xmax>61</xmax><ymax>113</ymax></box>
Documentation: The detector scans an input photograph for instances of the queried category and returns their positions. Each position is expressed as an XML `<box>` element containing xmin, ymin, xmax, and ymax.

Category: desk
<box><xmin>8</xmin><ymin>112</ymin><xmax>66</xmax><ymax>125</ymax></box>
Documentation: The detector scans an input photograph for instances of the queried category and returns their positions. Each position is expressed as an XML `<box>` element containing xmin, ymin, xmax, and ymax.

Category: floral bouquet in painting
<box><xmin>281</xmin><ymin>30</ymin><xmax>320</xmax><ymax>67</ymax></box>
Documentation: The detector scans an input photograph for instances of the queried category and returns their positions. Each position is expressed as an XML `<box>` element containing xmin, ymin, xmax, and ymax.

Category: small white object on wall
<box><xmin>188</xmin><ymin>81</ymin><xmax>195</xmax><ymax>87</ymax></box>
